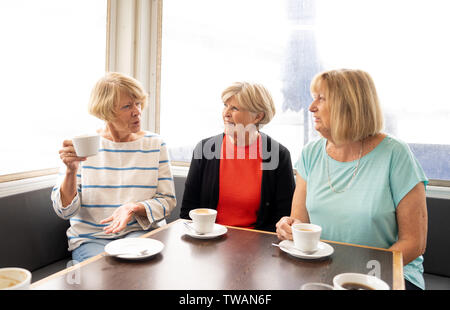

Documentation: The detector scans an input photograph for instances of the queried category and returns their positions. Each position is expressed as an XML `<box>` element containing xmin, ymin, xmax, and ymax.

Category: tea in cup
<box><xmin>72</xmin><ymin>134</ymin><xmax>100</xmax><ymax>157</ymax></box>
<box><xmin>189</xmin><ymin>208</ymin><xmax>217</xmax><ymax>234</ymax></box>
<box><xmin>292</xmin><ymin>223</ymin><xmax>322</xmax><ymax>253</ymax></box>
<box><xmin>0</xmin><ymin>268</ymin><xmax>32</xmax><ymax>290</ymax></box>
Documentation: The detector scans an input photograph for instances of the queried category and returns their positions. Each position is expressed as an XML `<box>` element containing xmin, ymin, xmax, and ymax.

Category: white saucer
<box><xmin>184</xmin><ymin>223</ymin><xmax>227</xmax><ymax>239</ymax></box>
<box><xmin>104</xmin><ymin>237</ymin><xmax>164</xmax><ymax>260</ymax></box>
<box><xmin>279</xmin><ymin>240</ymin><xmax>334</xmax><ymax>260</ymax></box>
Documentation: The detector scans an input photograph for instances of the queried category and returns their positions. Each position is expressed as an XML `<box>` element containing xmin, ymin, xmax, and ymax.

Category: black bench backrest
<box><xmin>0</xmin><ymin>187</ymin><xmax>70</xmax><ymax>271</ymax></box>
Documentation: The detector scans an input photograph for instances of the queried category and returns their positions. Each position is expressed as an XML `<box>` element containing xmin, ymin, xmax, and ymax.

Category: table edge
<box><xmin>392</xmin><ymin>250</ymin><xmax>405</xmax><ymax>290</ymax></box>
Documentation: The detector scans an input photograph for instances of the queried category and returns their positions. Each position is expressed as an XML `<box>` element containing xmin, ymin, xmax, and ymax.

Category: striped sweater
<box><xmin>51</xmin><ymin>132</ymin><xmax>177</xmax><ymax>251</ymax></box>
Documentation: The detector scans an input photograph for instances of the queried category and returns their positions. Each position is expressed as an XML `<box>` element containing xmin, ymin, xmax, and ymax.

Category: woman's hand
<box><xmin>59</xmin><ymin>139</ymin><xmax>87</xmax><ymax>207</ymax></box>
<box><xmin>59</xmin><ymin>140</ymin><xmax>87</xmax><ymax>173</ymax></box>
<box><xmin>276</xmin><ymin>216</ymin><xmax>302</xmax><ymax>241</ymax></box>
<box><xmin>100</xmin><ymin>203</ymin><xmax>142</xmax><ymax>234</ymax></box>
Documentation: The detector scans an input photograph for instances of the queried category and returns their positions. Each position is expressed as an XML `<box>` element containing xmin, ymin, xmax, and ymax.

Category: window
<box><xmin>0</xmin><ymin>0</ymin><xmax>107</xmax><ymax>177</ymax></box>
<box><xmin>160</xmin><ymin>0</ymin><xmax>450</xmax><ymax>182</ymax></box>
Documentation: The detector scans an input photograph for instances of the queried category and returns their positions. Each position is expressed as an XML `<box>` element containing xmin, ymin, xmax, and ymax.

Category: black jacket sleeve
<box><xmin>257</xmin><ymin>140</ymin><xmax>295</xmax><ymax>232</ymax></box>
<box><xmin>180</xmin><ymin>135</ymin><xmax>222</xmax><ymax>219</ymax></box>
<box><xmin>273</xmin><ymin>144</ymin><xmax>295</xmax><ymax>223</ymax></box>
<box><xmin>180</xmin><ymin>141</ymin><xmax>204</xmax><ymax>219</ymax></box>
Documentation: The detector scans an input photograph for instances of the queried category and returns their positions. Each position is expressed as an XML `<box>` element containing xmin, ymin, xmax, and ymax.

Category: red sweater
<box><xmin>216</xmin><ymin>135</ymin><xmax>262</xmax><ymax>228</ymax></box>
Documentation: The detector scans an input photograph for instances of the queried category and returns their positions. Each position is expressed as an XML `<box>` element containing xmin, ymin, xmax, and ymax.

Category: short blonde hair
<box><xmin>221</xmin><ymin>82</ymin><xmax>276</xmax><ymax>126</ymax></box>
<box><xmin>88</xmin><ymin>72</ymin><xmax>148</xmax><ymax>122</ymax></box>
<box><xmin>310</xmin><ymin>69</ymin><xmax>384</xmax><ymax>144</ymax></box>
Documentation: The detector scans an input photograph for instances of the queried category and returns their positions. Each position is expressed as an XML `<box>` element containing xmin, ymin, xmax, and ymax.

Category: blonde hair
<box><xmin>310</xmin><ymin>69</ymin><xmax>384</xmax><ymax>145</ymax></box>
<box><xmin>221</xmin><ymin>82</ymin><xmax>276</xmax><ymax>126</ymax></box>
<box><xmin>88</xmin><ymin>72</ymin><xmax>148</xmax><ymax>122</ymax></box>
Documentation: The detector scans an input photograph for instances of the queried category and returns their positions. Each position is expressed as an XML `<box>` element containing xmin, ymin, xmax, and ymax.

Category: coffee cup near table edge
<box><xmin>189</xmin><ymin>208</ymin><xmax>217</xmax><ymax>234</ymax></box>
<box><xmin>291</xmin><ymin>223</ymin><xmax>322</xmax><ymax>253</ymax></box>
<box><xmin>72</xmin><ymin>134</ymin><xmax>100</xmax><ymax>157</ymax></box>
<box><xmin>333</xmin><ymin>273</ymin><xmax>390</xmax><ymax>290</ymax></box>
<box><xmin>0</xmin><ymin>268</ymin><xmax>32</xmax><ymax>290</ymax></box>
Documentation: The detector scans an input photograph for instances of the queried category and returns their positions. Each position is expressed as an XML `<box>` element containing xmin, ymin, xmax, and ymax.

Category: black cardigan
<box><xmin>180</xmin><ymin>133</ymin><xmax>295</xmax><ymax>232</ymax></box>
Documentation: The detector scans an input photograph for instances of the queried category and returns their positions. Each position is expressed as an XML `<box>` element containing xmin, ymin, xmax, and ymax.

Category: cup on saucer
<box><xmin>189</xmin><ymin>208</ymin><xmax>217</xmax><ymax>234</ymax></box>
<box><xmin>333</xmin><ymin>273</ymin><xmax>390</xmax><ymax>290</ymax></box>
<box><xmin>292</xmin><ymin>223</ymin><xmax>322</xmax><ymax>253</ymax></box>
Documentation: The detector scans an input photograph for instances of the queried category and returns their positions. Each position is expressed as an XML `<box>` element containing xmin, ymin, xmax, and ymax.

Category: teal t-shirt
<box><xmin>295</xmin><ymin>135</ymin><xmax>428</xmax><ymax>289</ymax></box>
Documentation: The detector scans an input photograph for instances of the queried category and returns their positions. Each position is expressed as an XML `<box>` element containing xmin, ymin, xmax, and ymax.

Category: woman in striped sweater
<box><xmin>51</xmin><ymin>72</ymin><xmax>176</xmax><ymax>262</ymax></box>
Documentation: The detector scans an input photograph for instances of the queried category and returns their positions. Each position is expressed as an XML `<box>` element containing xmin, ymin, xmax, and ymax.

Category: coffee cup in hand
<box><xmin>292</xmin><ymin>223</ymin><xmax>322</xmax><ymax>253</ymax></box>
<box><xmin>72</xmin><ymin>134</ymin><xmax>100</xmax><ymax>157</ymax></box>
<box><xmin>189</xmin><ymin>208</ymin><xmax>217</xmax><ymax>234</ymax></box>
<box><xmin>0</xmin><ymin>268</ymin><xmax>31</xmax><ymax>290</ymax></box>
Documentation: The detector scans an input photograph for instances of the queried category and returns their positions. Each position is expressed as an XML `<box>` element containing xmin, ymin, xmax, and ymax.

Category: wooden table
<box><xmin>31</xmin><ymin>219</ymin><xmax>404</xmax><ymax>290</ymax></box>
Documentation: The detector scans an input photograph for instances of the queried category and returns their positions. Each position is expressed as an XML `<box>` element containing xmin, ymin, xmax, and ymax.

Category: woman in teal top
<box><xmin>276</xmin><ymin>69</ymin><xmax>428</xmax><ymax>290</ymax></box>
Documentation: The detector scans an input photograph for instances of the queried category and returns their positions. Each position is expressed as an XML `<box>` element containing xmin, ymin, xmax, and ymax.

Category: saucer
<box><xmin>104</xmin><ymin>237</ymin><xmax>164</xmax><ymax>260</ymax></box>
<box><xmin>279</xmin><ymin>240</ymin><xmax>334</xmax><ymax>260</ymax></box>
<box><xmin>184</xmin><ymin>223</ymin><xmax>227</xmax><ymax>239</ymax></box>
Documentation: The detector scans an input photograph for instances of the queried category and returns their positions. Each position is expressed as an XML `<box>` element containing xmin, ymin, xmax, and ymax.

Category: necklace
<box><xmin>326</xmin><ymin>140</ymin><xmax>363</xmax><ymax>193</ymax></box>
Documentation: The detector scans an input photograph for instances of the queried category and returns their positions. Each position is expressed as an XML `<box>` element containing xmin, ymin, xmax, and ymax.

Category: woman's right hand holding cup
<box><xmin>276</xmin><ymin>216</ymin><xmax>302</xmax><ymax>241</ymax></box>
<box><xmin>59</xmin><ymin>140</ymin><xmax>87</xmax><ymax>173</ymax></box>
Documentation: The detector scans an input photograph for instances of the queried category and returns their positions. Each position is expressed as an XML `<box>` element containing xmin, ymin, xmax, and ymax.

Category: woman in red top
<box><xmin>180</xmin><ymin>82</ymin><xmax>295</xmax><ymax>232</ymax></box>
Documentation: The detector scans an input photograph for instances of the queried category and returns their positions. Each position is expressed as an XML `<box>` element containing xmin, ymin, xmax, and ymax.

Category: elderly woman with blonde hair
<box><xmin>276</xmin><ymin>69</ymin><xmax>428</xmax><ymax>290</ymax></box>
<box><xmin>52</xmin><ymin>72</ymin><xmax>176</xmax><ymax>262</ymax></box>
<box><xmin>180</xmin><ymin>82</ymin><xmax>295</xmax><ymax>232</ymax></box>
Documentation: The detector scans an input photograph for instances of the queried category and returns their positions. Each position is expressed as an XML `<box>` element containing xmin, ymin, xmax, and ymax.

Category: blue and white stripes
<box><xmin>51</xmin><ymin>131</ymin><xmax>176</xmax><ymax>251</ymax></box>
<box><xmin>98</xmin><ymin>148</ymin><xmax>160</xmax><ymax>153</ymax></box>
<box><xmin>81</xmin><ymin>185</ymin><xmax>158</xmax><ymax>189</ymax></box>
<box><xmin>82</xmin><ymin>166</ymin><xmax>159</xmax><ymax>171</ymax></box>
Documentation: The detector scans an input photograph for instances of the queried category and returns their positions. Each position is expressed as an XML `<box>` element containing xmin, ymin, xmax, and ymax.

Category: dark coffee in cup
<box><xmin>341</xmin><ymin>282</ymin><xmax>374</xmax><ymax>290</ymax></box>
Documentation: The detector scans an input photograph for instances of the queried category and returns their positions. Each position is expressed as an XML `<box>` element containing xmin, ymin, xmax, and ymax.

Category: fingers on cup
<box><xmin>62</xmin><ymin>140</ymin><xmax>74</xmax><ymax>147</ymax></box>
<box><xmin>277</xmin><ymin>225</ymin><xmax>292</xmax><ymax>241</ymax></box>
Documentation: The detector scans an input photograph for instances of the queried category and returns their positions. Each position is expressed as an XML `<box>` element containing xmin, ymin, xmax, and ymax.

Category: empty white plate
<box><xmin>104</xmin><ymin>237</ymin><xmax>164</xmax><ymax>260</ymax></box>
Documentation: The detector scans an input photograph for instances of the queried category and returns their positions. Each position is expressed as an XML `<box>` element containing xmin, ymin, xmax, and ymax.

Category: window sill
<box><xmin>0</xmin><ymin>173</ymin><xmax>58</xmax><ymax>198</ymax></box>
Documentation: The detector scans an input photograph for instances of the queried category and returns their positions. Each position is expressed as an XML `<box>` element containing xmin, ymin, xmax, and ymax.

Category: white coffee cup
<box><xmin>0</xmin><ymin>267</ymin><xmax>32</xmax><ymax>290</ymax></box>
<box><xmin>72</xmin><ymin>134</ymin><xmax>100</xmax><ymax>157</ymax></box>
<box><xmin>333</xmin><ymin>273</ymin><xmax>390</xmax><ymax>290</ymax></box>
<box><xmin>189</xmin><ymin>208</ymin><xmax>217</xmax><ymax>234</ymax></box>
<box><xmin>292</xmin><ymin>223</ymin><xmax>322</xmax><ymax>253</ymax></box>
